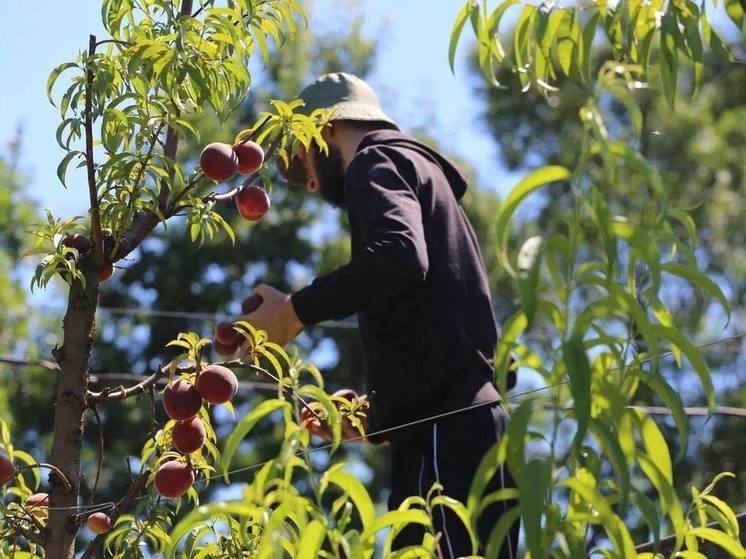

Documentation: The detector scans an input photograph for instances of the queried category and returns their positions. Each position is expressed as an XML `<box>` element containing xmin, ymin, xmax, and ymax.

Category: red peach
<box><xmin>233</xmin><ymin>141</ymin><xmax>265</xmax><ymax>175</ymax></box>
<box><xmin>98</xmin><ymin>264</ymin><xmax>114</xmax><ymax>282</ymax></box>
<box><xmin>0</xmin><ymin>454</ymin><xmax>14</xmax><ymax>486</ymax></box>
<box><xmin>25</xmin><ymin>492</ymin><xmax>49</xmax><ymax>518</ymax></box>
<box><xmin>61</xmin><ymin>234</ymin><xmax>93</xmax><ymax>253</ymax></box>
<box><xmin>235</xmin><ymin>185</ymin><xmax>270</xmax><ymax>221</ymax></box>
<box><xmin>154</xmin><ymin>460</ymin><xmax>194</xmax><ymax>499</ymax></box>
<box><xmin>163</xmin><ymin>379</ymin><xmax>202</xmax><ymax>420</ymax></box>
<box><xmin>172</xmin><ymin>417</ymin><xmax>207</xmax><ymax>454</ymax></box>
<box><xmin>241</xmin><ymin>293</ymin><xmax>264</xmax><ymax>314</ymax></box>
<box><xmin>214</xmin><ymin>338</ymin><xmax>240</xmax><ymax>356</ymax></box>
<box><xmin>214</xmin><ymin>321</ymin><xmax>238</xmax><ymax>346</ymax></box>
<box><xmin>87</xmin><ymin>511</ymin><xmax>112</xmax><ymax>534</ymax></box>
<box><xmin>200</xmin><ymin>142</ymin><xmax>238</xmax><ymax>182</ymax></box>
<box><xmin>196</xmin><ymin>365</ymin><xmax>238</xmax><ymax>404</ymax></box>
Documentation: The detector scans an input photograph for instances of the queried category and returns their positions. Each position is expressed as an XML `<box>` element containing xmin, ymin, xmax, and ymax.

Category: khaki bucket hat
<box><xmin>278</xmin><ymin>72</ymin><xmax>398</xmax><ymax>186</ymax></box>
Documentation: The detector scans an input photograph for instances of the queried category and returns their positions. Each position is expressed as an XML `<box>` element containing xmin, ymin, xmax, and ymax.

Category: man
<box><xmin>243</xmin><ymin>72</ymin><xmax>519</xmax><ymax>558</ymax></box>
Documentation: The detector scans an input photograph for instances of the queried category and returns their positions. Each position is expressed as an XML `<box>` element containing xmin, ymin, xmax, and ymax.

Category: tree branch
<box><xmin>79</xmin><ymin>472</ymin><xmax>150</xmax><ymax>559</ymax></box>
<box><xmin>4</xmin><ymin>515</ymin><xmax>47</xmax><ymax>547</ymax></box>
<box><xmin>85</xmin><ymin>35</ymin><xmax>104</xmax><ymax>268</ymax></box>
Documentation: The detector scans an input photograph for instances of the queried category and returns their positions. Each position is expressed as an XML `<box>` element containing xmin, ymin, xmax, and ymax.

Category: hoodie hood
<box><xmin>354</xmin><ymin>130</ymin><xmax>468</xmax><ymax>201</ymax></box>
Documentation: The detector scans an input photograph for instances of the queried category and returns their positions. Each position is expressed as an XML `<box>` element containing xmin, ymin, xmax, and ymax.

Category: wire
<box><xmin>6</xmin><ymin>331</ymin><xmax>746</xmax><ymax>513</ymax></box>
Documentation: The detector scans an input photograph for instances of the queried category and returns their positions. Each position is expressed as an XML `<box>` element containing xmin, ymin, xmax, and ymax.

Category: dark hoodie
<box><xmin>291</xmin><ymin>130</ymin><xmax>503</xmax><ymax>443</ymax></box>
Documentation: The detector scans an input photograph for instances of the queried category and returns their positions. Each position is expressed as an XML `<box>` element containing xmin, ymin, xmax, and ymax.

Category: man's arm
<box><xmin>292</xmin><ymin>148</ymin><xmax>429</xmax><ymax>325</ymax></box>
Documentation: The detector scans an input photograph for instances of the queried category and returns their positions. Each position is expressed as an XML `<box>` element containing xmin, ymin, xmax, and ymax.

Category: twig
<box><xmin>0</xmin><ymin>356</ymin><xmax>60</xmax><ymax>371</ymax></box>
<box><xmin>86</xmin><ymin>406</ymin><xmax>105</xmax><ymax>506</ymax></box>
<box><xmin>3</xmin><ymin>515</ymin><xmax>46</xmax><ymax>547</ymax></box>
<box><xmin>80</xmin><ymin>472</ymin><xmax>150</xmax><ymax>559</ymax></box>
<box><xmin>18</xmin><ymin>463</ymin><xmax>73</xmax><ymax>494</ymax></box>
<box><xmin>635</xmin><ymin>512</ymin><xmax>746</xmax><ymax>553</ymax></box>
<box><xmin>95</xmin><ymin>39</ymin><xmax>133</xmax><ymax>48</ymax></box>
<box><xmin>84</xmin><ymin>34</ymin><xmax>105</xmax><ymax>267</ymax></box>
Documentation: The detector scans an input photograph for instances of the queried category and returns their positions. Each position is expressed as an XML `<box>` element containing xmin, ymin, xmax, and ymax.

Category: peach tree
<box><xmin>449</xmin><ymin>0</ymin><xmax>745</xmax><ymax>557</ymax></box>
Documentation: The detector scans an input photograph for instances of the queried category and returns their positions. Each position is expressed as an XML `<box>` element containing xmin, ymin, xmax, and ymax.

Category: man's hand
<box><xmin>241</xmin><ymin>284</ymin><xmax>304</xmax><ymax>346</ymax></box>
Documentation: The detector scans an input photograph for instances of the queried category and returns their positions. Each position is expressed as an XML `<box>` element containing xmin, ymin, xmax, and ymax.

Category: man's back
<box><xmin>341</xmin><ymin>130</ymin><xmax>500</xmax><ymax>439</ymax></box>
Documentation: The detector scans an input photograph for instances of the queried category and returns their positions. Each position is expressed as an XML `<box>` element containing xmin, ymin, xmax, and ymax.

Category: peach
<box><xmin>214</xmin><ymin>321</ymin><xmax>238</xmax><ymax>346</ymax></box>
<box><xmin>241</xmin><ymin>293</ymin><xmax>264</xmax><ymax>314</ymax></box>
<box><xmin>196</xmin><ymin>365</ymin><xmax>237</xmax><ymax>404</ymax></box>
<box><xmin>61</xmin><ymin>234</ymin><xmax>93</xmax><ymax>253</ymax></box>
<box><xmin>154</xmin><ymin>460</ymin><xmax>194</xmax><ymax>499</ymax></box>
<box><xmin>163</xmin><ymin>379</ymin><xmax>202</xmax><ymax>420</ymax></box>
<box><xmin>0</xmin><ymin>454</ymin><xmax>14</xmax><ymax>485</ymax></box>
<box><xmin>233</xmin><ymin>141</ymin><xmax>264</xmax><ymax>175</ymax></box>
<box><xmin>172</xmin><ymin>417</ymin><xmax>206</xmax><ymax>454</ymax></box>
<box><xmin>235</xmin><ymin>185</ymin><xmax>270</xmax><ymax>221</ymax></box>
<box><xmin>200</xmin><ymin>142</ymin><xmax>238</xmax><ymax>182</ymax></box>
<box><xmin>87</xmin><ymin>511</ymin><xmax>112</xmax><ymax>534</ymax></box>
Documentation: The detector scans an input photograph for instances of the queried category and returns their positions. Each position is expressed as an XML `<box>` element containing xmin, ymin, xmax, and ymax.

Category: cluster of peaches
<box><xmin>199</xmin><ymin>140</ymin><xmax>270</xmax><ymax>222</ymax></box>
<box><xmin>154</xmin><ymin>365</ymin><xmax>238</xmax><ymax>499</ymax></box>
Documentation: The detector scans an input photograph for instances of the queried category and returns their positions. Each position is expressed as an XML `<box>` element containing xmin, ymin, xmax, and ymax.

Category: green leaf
<box><xmin>580</xmin><ymin>11</ymin><xmax>600</xmax><ymax>85</ymax></box>
<box><xmin>660</xmin><ymin>262</ymin><xmax>731</xmax><ymax>321</ymax></box>
<box><xmin>561</xmin><ymin>477</ymin><xmax>637</xmax><ymax>556</ymax></box>
<box><xmin>660</xmin><ymin>12</ymin><xmax>679</xmax><ymax>108</ymax></box>
<box><xmin>632</xmin><ymin>488</ymin><xmax>661</xmax><ymax>549</ymax></box>
<box><xmin>494</xmin><ymin>311</ymin><xmax>527</xmax><ymax>396</ymax></box>
<box><xmin>506</xmin><ymin>399</ymin><xmax>533</xmax><ymax>482</ymax></box>
<box><xmin>724</xmin><ymin>0</ymin><xmax>745</xmax><ymax>30</ymax></box>
<box><xmin>521</xmin><ymin>458</ymin><xmax>550</xmax><ymax>559</ymax></box>
<box><xmin>634</xmin><ymin>409</ymin><xmax>672</xmax><ymax>484</ymax></box>
<box><xmin>609</xmin><ymin>217</ymin><xmax>661</xmax><ymax>292</ymax></box>
<box><xmin>590</xmin><ymin>419</ymin><xmax>631</xmax><ymax>509</ymax></box>
<box><xmin>449</xmin><ymin>1</ymin><xmax>473</xmax><ymax>73</ymax></box>
<box><xmin>47</xmin><ymin>62</ymin><xmax>79</xmax><ymax>106</ymax></box>
<box><xmin>563</xmin><ymin>333</ymin><xmax>591</xmax><ymax>448</ymax></box>
<box><xmin>219</xmin><ymin>399</ymin><xmax>290</xmax><ymax>480</ymax></box>
<box><xmin>496</xmin><ymin>166</ymin><xmax>570</xmax><ymax>275</ymax></box>
<box><xmin>167</xmin><ymin>502</ymin><xmax>257</xmax><ymax>558</ymax></box>
<box><xmin>57</xmin><ymin>151</ymin><xmax>84</xmax><ymax>187</ymax></box>
<box><xmin>484</xmin><ymin>506</ymin><xmax>521</xmax><ymax>559</ymax></box>
<box><xmin>556</xmin><ymin>9</ymin><xmax>580</xmax><ymax>79</ymax></box>
<box><xmin>651</xmin><ymin>324</ymin><xmax>714</xmax><ymax>411</ymax></box>
<box><xmin>296</xmin><ymin>519</ymin><xmax>327</xmax><ymax>559</ymax></box>
<box><xmin>517</xmin><ymin>236</ymin><xmax>544</xmax><ymax>325</ymax></box>
<box><xmin>637</xmin><ymin>451</ymin><xmax>686</xmax><ymax>546</ymax></box>
<box><xmin>633</xmin><ymin>369</ymin><xmax>688</xmax><ymax>461</ymax></box>
<box><xmin>320</xmin><ymin>467</ymin><xmax>375</xmax><ymax>530</ymax></box>
<box><xmin>701</xmin><ymin>5</ymin><xmax>734</xmax><ymax>61</ymax></box>
<box><xmin>687</xmin><ymin>528</ymin><xmax>746</xmax><ymax>558</ymax></box>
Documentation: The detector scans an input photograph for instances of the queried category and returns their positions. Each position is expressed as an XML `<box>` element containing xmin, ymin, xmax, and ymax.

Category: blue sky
<box><xmin>0</xmin><ymin>0</ymin><xmax>518</xmax><ymax>220</ymax></box>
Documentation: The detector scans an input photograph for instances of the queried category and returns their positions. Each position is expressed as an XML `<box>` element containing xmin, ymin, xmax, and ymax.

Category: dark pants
<box><xmin>387</xmin><ymin>397</ymin><xmax>520</xmax><ymax>559</ymax></box>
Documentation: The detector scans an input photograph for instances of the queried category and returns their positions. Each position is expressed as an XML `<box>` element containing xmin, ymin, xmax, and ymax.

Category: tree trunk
<box><xmin>46</xmin><ymin>264</ymin><xmax>99</xmax><ymax>559</ymax></box>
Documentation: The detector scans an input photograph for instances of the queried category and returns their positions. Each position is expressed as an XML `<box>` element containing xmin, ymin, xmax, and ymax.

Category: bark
<box><xmin>45</xmin><ymin>263</ymin><xmax>99</xmax><ymax>559</ymax></box>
